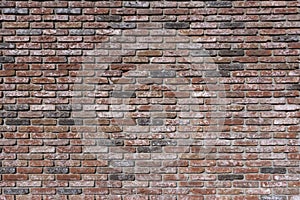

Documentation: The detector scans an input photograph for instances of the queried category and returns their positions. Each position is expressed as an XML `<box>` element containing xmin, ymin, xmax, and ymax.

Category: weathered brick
<box><xmin>16</xmin><ymin>29</ymin><xmax>42</xmax><ymax>36</ymax></box>
<box><xmin>109</xmin><ymin>174</ymin><xmax>135</xmax><ymax>181</ymax></box>
<box><xmin>137</xmin><ymin>146</ymin><xmax>162</xmax><ymax>153</ymax></box>
<box><xmin>261</xmin><ymin>168</ymin><xmax>286</xmax><ymax>174</ymax></box>
<box><xmin>6</xmin><ymin>119</ymin><xmax>30</xmax><ymax>125</ymax></box>
<box><xmin>96</xmin><ymin>15</ymin><xmax>122</xmax><ymax>22</ymax></box>
<box><xmin>150</xmin><ymin>70</ymin><xmax>176</xmax><ymax>78</ymax></box>
<box><xmin>45</xmin><ymin>167</ymin><xmax>69</xmax><ymax>174</ymax></box>
<box><xmin>3</xmin><ymin>189</ymin><xmax>29</xmax><ymax>195</ymax></box>
<box><xmin>55</xmin><ymin>8</ymin><xmax>81</xmax><ymax>14</ymax></box>
<box><xmin>219</xmin><ymin>49</ymin><xmax>244</xmax><ymax>56</ymax></box>
<box><xmin>110</xmin><ymin>23</ymin><xmax>136</xmax><ymax>29</ymax></box>
<box><xmin>220</xmin><ymin>22</ymin><xmax>245</xmax><ymax>29</ymax></box>
<box><xmin>0</xmin><ymin>167</ymin><xmax>16</xmax><ymax>174</ymax></box>
<box><xmin>57</xmin><ymin>189</ymin><xmax>82</xmax><ymax>195</ymax></box>
<box><xmin>110</xmin><ymin>161</ymin><xmax>134</xmax><ymax>167</ymax></box>
<box><xmin>261</xmin><ymin>196</ymin><xmax>286</xmax><ymax>200</ymax></box>
<box><xmin>58</xmin><ymin>119</ymin><xmax>81</xmax><ymax>125</ymax></box>
<box><xmin>4</xmin><ymin>104</ymin><xmax>29</xmax><ymax>111</ymax></box>
<box><xmin>218</xmin><ymin>175</ymin><xmax>244</xmax><ymax>181</ymax></box>
<box><xmin>273</xmin><ymin>35</ymin><xmax>299</xmax><ymax>42</ymax></box>
<box><xmin>0</xmin><ymin>57</ymin><xmax>15</xmax><ymax>63</ymax></box>
<box><xmin>165</xmin><ymin>22</ymin><xmax>190</xmax><ymax>29</ymax></box>
<box><xmin>43</xmin><ymin>111</ymin><xmax>70</xmax><ymax>118</ymax></box>
<box><xmin>3</xmin><ymin>8</ymin><xmax>29</xmax><ymax>14</ymax></box>
<box><xmin>111</xmin><ymin>91</ymin><xmax>135</xmax><ymax>98</ymax></box>
<box><xmin>152</xmin><ymin>140</ymin><xmax>177</xmax><ymax>146</ymax></box>
<box><xmin>206</xmin><ymin>1</ymin><xmax>232</xmax><ymax>8</ymax></box>
<box><xmin>69</xmin><ymin>29</ymin><xmax>95</xmax><ymax>35</ymax></box>
<box><xmin>124</xmin><ymin>1</ymin><xmax>150</xmax><ymax>8</ymax></box>
<box><xmin>0</xmin><ymin>43</ymin><xmax>15</xmax><ymax>49</ymax></box>
<box><xmin>219</xmin><ymin>63</ymin><xmax>244</xmax><ymax>71</ymax></box>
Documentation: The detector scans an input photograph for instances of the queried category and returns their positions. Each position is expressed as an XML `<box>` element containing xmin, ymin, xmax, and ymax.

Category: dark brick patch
<box><xmin>57</xmin><ymin>189</ymin><xmax>82</xmax><ymax>195</ymax></box>
<box><xmin>4</xmin><ymin>188</ymin><xmax>29</xmax><ymax>195</ymax></box>
<box><xmin>165</xmin><ymin>22</ymin><xmax>190</xmax><ymax>29</ymax></box>
<box><xmin>0</xmin><ymin>167</ymin><xmax>16</xmax><ymax>174</ymax></box>
<box><xmin>110</xmin><ymin>174</ymin><xmax>135</xmax><ymax>181</ymax></box>
<box><xmin>261</xmin><ymin>168</ymin><xmax>286</xmax><ymax>174</ymax></box>
<box><xmin>0</xmin><ymin>57</ymin><xmax>15</xmax><ymax>63</ymax></box>
<box><xmin>218</xmin><ymin>174</ymin><xmax>244</xmax><ymax>181</ymax></box>
<box><xmin>219</xmin><ymin>49</ymin><xmax>244</xmax><ymax>56</ymax></box>
<box><xmin>6</xmin><ymin>119</ymin><xmax>30</xmax><ymax>125</ymax></box>
<box><xmin>137</xmin><ymin>146</ymin><xmax>162</xmax><ymax>153</ymax></box>
<box><xmin>110</xmin><ymin>23</ymin><xmax>136</xmax><ymax>29</ymax></box>
<box><xmin>206</xmin><ymin>1</ymin><xmax>232</xmax><ymax>8</ymax></box>
<box><xmin>45</xmin><ymin>167</ymin><xmax>69</xmax><ymax>174</ymax></box>
<box><xmin>96</xmin><ymin>15</ymin><xmax>122</xmax><ymax>22</ymax></box>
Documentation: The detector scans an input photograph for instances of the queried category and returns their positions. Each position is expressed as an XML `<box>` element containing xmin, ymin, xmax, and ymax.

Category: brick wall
<box><xmin>0</xmin><ymin>1</ymin><xmax>299</xmax><ymax>199</ymax></box>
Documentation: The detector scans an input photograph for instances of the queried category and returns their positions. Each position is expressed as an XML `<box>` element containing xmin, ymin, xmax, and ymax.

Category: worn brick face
<box><xmin>0</xmin><ymin>0</ymin><xmax>299</xmax><ymax>199</ymax></box>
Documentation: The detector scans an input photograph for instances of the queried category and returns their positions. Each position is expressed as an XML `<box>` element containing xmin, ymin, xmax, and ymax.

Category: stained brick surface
<box><xmin>0</xmin><ymin>0</ymin><xmax>299</xmax><ymax>199</ymax></box>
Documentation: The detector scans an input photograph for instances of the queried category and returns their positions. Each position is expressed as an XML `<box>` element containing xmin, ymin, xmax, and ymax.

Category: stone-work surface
<box><xmin>0</xmin><ymin>1</ymin><xmax>299</xmax><ymax>199</ymax></box>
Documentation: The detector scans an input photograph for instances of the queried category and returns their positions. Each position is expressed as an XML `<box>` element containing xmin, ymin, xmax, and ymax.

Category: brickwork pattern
<box><xmin>0</xmin><ymin>1</ymin><xmax>299</xmax><ymax>199</ymax></box>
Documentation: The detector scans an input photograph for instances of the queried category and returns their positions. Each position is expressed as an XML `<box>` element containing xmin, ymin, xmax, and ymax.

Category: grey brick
<box><xmin>206</xmin><ymin>1</ymin><xmax>232</xmax><ymax>8</ymax></box>
<box><xmin>3</xmin><ymin>8</ymin><xmax>29</xmax><ymax>14</ymax></box>
<box><xmin>4</xmin><ymin>104</ymin><xmax>29</xmax><ymax>111</ymax></box>
<box><xmin>137</xmin><ymin>146</ymin><xmax>162</xmax><ymax>153</ymax></box>
<box><xmin>55</xmin><ymin>8</ymin><xmax>81</xmax><ymax>14</ymax></box>
<box><xmin>165</xmin><ymin>22</ymin><xmax>190</xmax><ymax>29</ymax></box>
<box><xmin>287</xmin><ymin>84</ymin><xmax>300</xmax><ymax>90</ymax></box>
<box><xmin>16</xmin><ymin>29</ymin><xmax>42</xmax><ymax>36</ymax></box>
<box><xmin>111</xmin><ymin>91</ymin><xmax>135</xmax><ymax>98</ymax></box>
<box><xmin>191</xmin><ymin>50</ymin><xmax>217</xmax><ymax>57</ymax></box>
<box><xmin>219</xmin><ymin>49</ymin><xmax>244</xmax><ymax>56</ymax></box>
<box><xmin>58</xmin><ymin>119</ymin><xmax>82</xmax><ymax>125</ymax></box>
<box><xmin>261</xmin><ymin>196</ymin><xmax>286</xmax><ymax>200</ymax></box>
<box><xmin>218</xmin><ymin>174</ymin><xmax>244</xmax><ymax>180</ymax></box>
<box><xmin>261</xmin><ymin>168</ymin><xmax>286</xmax><ymax>174</ymax></box>
<box><xmin>110</xmin><ymin>160</ymin><xmax>134</xmax><ymax>167</ymax></box>
<box><xmin>273</xmin><ymin>35</ymin><xmax>299</xmax><ymax>42</ymax></box>
<box><xmin>69</xmin><ymin>29</ymin><xmax>95</xmax><ymax>36</ymax></box>
<box><xmin>138</xmin><ymin>118</ymin><xmax>164</xmax><ymax>126</ymax></box>
<box><xmin>137</xmin><ymin>118</ymin><xmax>151</xmax><ymax>126</ymax></box>
<box><xmin>220</xmin><ymin>22</ymin><xmax>245</xmax><ymax>29</ymax></box>
<box><xmin>124</xmin><ymin>1</ymin><xmax>150</xmax><ymax>8</ymax></box>
<box><xmin>44</xmin><ymin>111</ymin><xmax>70</xmax><ymax>118</ymax></box>
<box><xmin>219</xmin><ymin>63</ymin><xmax>244</xmax><ymax>71</ymax></box>
<box><xmin>6</xmin><ymin>119</ymin><xmax>30</xmax><ymax>125</ymax></box>
<box><xmin>56</xmin><ymin>105</ymin><xmax>82</xmax><ymax>111</ymax></box>
<box><xmin>57</xmin><ymin>189</ymin><xmax>82</xmax><ymax>195</ymax></box>
<box><xmin>0</xmin><ymin>57</ymin><xmax>15</xmax><ymax>63</ymax></box>
<box><xmin>97</xmin><ymin>139</ymin><xmax>124</xmax><ymax>146</ymax></box>
<box><xmin>150</xmin><ymin>71</ymin><xmax>176</xmax><ymax>78</ymax></box>
<box><xmin>0</xmin><ymin>43</ymin><xmax>15</xmax><ymax>49</ymax></box>
<box><xmin>152</xmin><ymin>119</ymin><xmax>164</xmax><ymax>126</ymax></box>
<box><xmin>205</xmin><ymin>71</ymin><xmax>230</xmax><ymax>77</ymax></box>
<box><xmin>46</xmin><ymin>167</ymin><xmax>69</xmax><ymax>174</ymax></box>
<box><xmin>110</xmin><ymin>23</ymin><xmax>136</xmax><ymax>29</ymax></box>
<box><xmin>152</xmin><ymin>140</ymin><xmax>177</xmax><ymax>146</ymax></box>
<box><xmin>0</xmin><ymin>167</ymin><xmax>16</xmax><ymax>174</ymax></box>
<box><xmin>0</xmin><ymin>112</ymin><xmax>17</xmax><ymax>118</ymax></box>
<box><xmin>4</xmin><ymin>188</ymin><xmax>29</xmax><ymax>195</ymax></box>
<box><xmin>110</xmin><ymin>174</ymin><xmax>135</xmax><ymax>181</ymax></box>
<box><xmin>96</xmin><ymin>15</ymin><xmax>122</xmax><ymax>22</ymax></box>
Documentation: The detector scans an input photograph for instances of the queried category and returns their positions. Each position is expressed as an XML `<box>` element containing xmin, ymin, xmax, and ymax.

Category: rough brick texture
<box><xmin>0</xmin><ymin>1</ymin><xmax>299</xmax><ymax>199</ymax></box>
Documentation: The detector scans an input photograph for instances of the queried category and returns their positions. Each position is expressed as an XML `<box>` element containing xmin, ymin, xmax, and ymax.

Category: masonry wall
<box><xmin>0</xmin><ymin>1</ymin><xmax>299</xmax><ymax>200</ymax></box>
